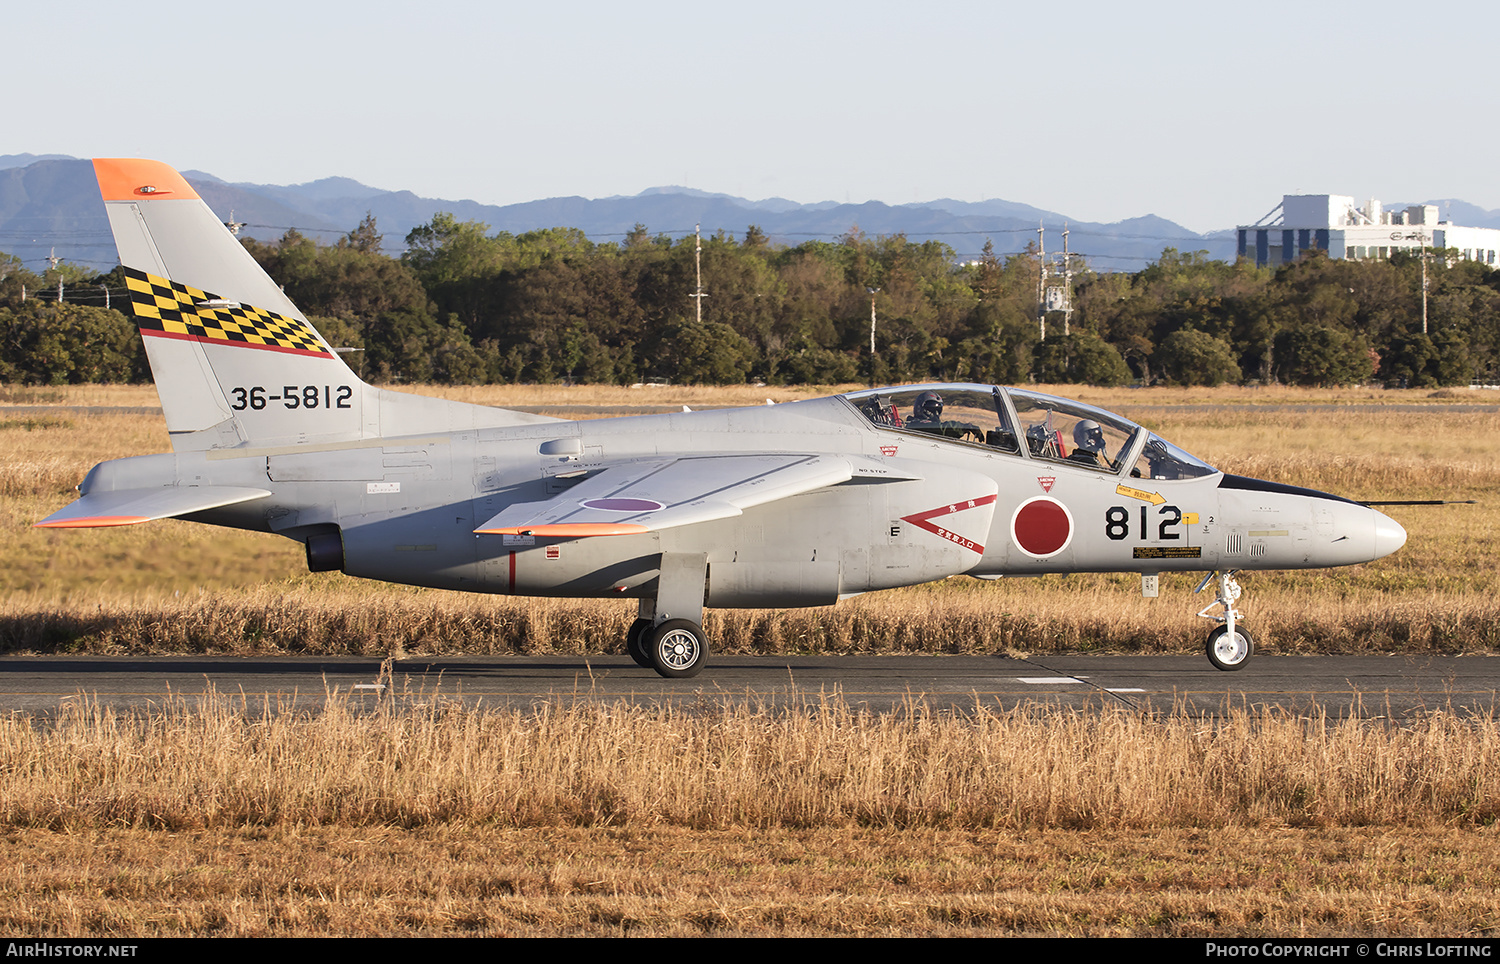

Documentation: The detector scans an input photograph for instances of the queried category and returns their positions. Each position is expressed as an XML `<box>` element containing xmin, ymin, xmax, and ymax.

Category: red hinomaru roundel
<box><xmin>1010</xmin><ymin>496</ymin><xmax>1074</xmax><ymax>559</ymax></box>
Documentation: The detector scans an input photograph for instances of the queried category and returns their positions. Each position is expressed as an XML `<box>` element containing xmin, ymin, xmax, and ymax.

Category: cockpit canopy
<box><xmin>843</xmin><ymin>384</ymin><xmax>1217</xmax><ymax>481</ymax></box>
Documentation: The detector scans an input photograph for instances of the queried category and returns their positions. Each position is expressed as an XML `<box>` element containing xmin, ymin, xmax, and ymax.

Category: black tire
<box><xmin>647</xmin><ymin>619</ymin><xmax>709</xmax><ymax>679</ymax></box>
<box><xmin>625</xmin><ymin>618</ymin><xmax>654</xmax><ymax>668</ymax></box>
<box><xmin>1206</xmin><ymin>625</ymin><xmax>1253</xmax><ymax>672</ymax></box>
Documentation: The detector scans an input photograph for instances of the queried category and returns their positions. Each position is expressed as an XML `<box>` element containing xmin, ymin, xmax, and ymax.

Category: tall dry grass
<box><xmin>4</xmin><ymin>579</ymin><xmax>1498</xmax><ymax>656</ymax></box>
<box><xmin>2</xmin><ymin>690</ymin><xmax>1497</xmax><ymax>832</ymax></box>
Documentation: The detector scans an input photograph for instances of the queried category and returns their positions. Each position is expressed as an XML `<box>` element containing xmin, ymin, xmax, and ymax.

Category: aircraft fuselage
<box><xmin>77</xmin><ymin>392</ymin><xmax>1404</xmax><ymax>612</ymax></box>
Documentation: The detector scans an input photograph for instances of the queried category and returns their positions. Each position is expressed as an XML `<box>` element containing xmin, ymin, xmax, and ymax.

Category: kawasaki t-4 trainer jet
<box><xmin>37</xmin><ymin>159</ymin><xmax>1408</xmax><ymax>677</ymax></box>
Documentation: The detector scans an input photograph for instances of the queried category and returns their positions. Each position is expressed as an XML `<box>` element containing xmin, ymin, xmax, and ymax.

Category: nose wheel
<box><xmin>1196</xmin><ymin>570</ymin><xmax>1252</xmax><ymax>671</ymax></box>
<box><xmin>1206</xmin><ymin>624</ymin><xmax>1254</xmax><ymax>671</ymax></box>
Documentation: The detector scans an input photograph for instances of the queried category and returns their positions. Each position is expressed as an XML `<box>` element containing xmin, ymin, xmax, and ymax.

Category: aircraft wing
<box><xmin>475</xmin><ymin>454</ymin><xmax>857</xmax><ymax>537</ymax></box>
<box><xmin>35</xmin><ymin>486</ymin><xmax>273</xmax><ymax>528</ymax></box>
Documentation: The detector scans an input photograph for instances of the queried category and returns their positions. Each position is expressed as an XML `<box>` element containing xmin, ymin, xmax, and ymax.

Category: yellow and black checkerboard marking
<box><xmin>123</xmin><ymin>266</ymin><xmax>330</xmax><ymax>357</ymax></box>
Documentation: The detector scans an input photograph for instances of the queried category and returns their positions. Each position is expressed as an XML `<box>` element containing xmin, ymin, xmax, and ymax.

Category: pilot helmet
<box><xmin>1073</xmin><ymin>419</ymin><xmax>1106</xmax><ymax>453</ymax></box>
<box><xmin>912</xmin><ymin>391</ymin><xmax>944</xmax><ymax>421</ymax></box>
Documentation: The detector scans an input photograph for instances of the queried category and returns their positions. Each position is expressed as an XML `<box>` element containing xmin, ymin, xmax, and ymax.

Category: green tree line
<box><xmin>4</xmin><ymin>215</ymin><xmax>1499</xmax><ymax>388</ymax></box>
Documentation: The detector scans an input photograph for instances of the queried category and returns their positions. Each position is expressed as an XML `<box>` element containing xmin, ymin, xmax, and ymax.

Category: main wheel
<box><xmin>647</xmin><ymin>619</ymin><xmax>709</xmax><ymax>679</ymax></box>
<box><xmin>625</xmin><ymin>618</ymin><xmax>654</xmax><ymax>668</ymax></box>
<box><xmin>1206</xmin><ymin>625</ymin><xmax>1254</xmax><ymax>672</ymax></box>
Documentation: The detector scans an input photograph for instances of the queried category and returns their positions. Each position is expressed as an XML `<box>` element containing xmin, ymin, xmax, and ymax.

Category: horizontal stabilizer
<box><xmin>476</xmin><ymin>455</ymin><xmax>853</xmax><ymax>537</ymax></box>
<box><xmin>35</xmin><ymin>486</ymin><xmax>272</xmax><ymax>528</ymax></box>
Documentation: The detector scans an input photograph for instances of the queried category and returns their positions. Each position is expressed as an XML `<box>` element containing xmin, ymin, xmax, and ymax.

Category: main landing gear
<box><xmin>624</xmin><ymin>616</ymin><xmax>710</xmax><ymax>678</ymax></box>
<box><xmin>645</xmin><ymin>619</ymin><xmax>709</xmax><ymax>678</ymax></box>
<box><xmin>625</xmin><ymin>618</ymin><xmax>654</xmax><ymax>669</ymax></box>
<box><xmin>625</xmin><ymin>551</ymin><xmax>711</xmax><ymax>679</ymax></box>
<box><xmin>1195</xmin><ymin>569</ymin><xmax>1253</xmax><ymax>671</ymax></box>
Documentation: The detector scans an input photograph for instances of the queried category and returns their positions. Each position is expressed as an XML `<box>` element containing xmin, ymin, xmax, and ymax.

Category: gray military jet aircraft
<box><xmin>37</xmin><ymin>159</ymin><xmax>1408</xmax><ymax>677</ymax></box>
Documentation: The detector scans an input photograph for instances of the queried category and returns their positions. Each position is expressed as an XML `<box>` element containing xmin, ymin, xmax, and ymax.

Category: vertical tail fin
<box><xmin>96</xmin><ymin>158</ymin><xmax>368</xmax><ymax>450</ymax></box>
<box><xmin>94</xmin><ymin>158</ymin><xmax>559</xmax><ymax>451</ymax></box>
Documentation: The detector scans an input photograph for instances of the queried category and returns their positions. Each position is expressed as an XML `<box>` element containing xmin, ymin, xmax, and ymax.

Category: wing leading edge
<box><xmin>475</xmin><ymin>454</ymin><xmax>859</xmax><ymax>537</ymax></box>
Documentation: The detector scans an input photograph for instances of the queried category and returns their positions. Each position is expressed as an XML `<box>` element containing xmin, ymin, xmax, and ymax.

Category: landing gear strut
<box><xmin>1195</xmin><ymin>569</ymin><xmax>1253</xmax><ymax>671</ymax></box>
<box><xmin>630</xmin><ymin>552</ymin><xmax>711</xmax><ymax>679</ymax></box>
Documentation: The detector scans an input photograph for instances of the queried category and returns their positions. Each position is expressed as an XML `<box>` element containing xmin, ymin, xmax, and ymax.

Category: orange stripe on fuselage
<box><xmin>93</xmin><ymin>158</ymin><xmax>199</xmax><ymax>202</ymax></box>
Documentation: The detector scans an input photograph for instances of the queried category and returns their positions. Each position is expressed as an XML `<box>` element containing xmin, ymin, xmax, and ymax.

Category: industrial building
<box><xmin>1237</xmin><ymin>195</ymin><xmax>1500</xmax><ymax>268</ymax></box>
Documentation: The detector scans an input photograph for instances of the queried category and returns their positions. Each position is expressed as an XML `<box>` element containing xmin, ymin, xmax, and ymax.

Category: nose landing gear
<box><xmin>1196</xmin><ymin>570</ymin><xmax>1253</xmax><ymax>671</ymax></box>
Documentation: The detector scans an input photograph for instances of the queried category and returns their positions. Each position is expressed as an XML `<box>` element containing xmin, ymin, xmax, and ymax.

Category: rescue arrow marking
<box><xmin>1116</xmin><ymin>484</ymin><xmax>1166</xmax><ymax>505</ymax></box>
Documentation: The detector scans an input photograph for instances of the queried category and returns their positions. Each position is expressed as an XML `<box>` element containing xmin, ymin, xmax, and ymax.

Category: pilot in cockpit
<box><xmin>905</xmin><ymin>392</ymin><xmax>984</xmax><ymax>442</ymax></box>
<box><xmin>1067</xmin><ymin>419</ymin><xmax>1113</xmax><ymax>469</ymax></box>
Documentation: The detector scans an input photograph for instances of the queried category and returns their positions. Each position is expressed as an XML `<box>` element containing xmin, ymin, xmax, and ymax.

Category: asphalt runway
<box><xmin>0</xmin><ymin>653</ymin><xmax>1496</xmax><ymax>719</ymax></box>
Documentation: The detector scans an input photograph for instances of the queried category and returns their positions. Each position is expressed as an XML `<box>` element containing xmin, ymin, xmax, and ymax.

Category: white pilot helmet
<box><xmin>1073</xmin><ymin>419</ymin><xmax>1106</xmax><ymax>453</ymax></box>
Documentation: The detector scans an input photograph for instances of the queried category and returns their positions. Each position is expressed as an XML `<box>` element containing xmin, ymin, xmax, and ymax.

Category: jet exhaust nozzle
<box><xmin>305</xmin><ymin>532</ymin><xmax>345</xmax><ymax>573</ymax></box>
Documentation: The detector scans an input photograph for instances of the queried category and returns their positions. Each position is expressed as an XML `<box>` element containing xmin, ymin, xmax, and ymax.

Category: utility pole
<box><xmin>1402</xmin><ymin>230</ymin><xmax>1430</xmax><ymax>334</ymax></box>
<box><xmin>1420</xmin><ymin>232</ymin><xmax>1429</xmax><ymax>335</ymax></box>
<box><xmin>1037</xmin><ymin>223</ymin><xmax>1046</xmax><ymax>341</ymax></box>
<box><xmin>1062</xmin><ymin>224</ymin><xmax>1072</xmax><ymax>337</ymax></box>
<box><xmin>688</xmin><ymin>223</ymin><xmax>706</xmax><ymax>324</ymax></box>
<box><xmin>47</xmin><ymin>248</ymin><xmax>62</xmax><ymax>303</ymax></box>
<box><xmin>867</xmin><ymin>286</ymin><xmax>881</xmax><ymax>388</ymax></box>
<box><xmin>1036</xmin><ymin>224</ymin><xmax>1077</xmax><ymax>339</ymax></box>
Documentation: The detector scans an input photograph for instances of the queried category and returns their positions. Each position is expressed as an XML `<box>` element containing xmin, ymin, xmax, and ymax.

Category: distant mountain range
<box><xmin>5</xmin><ymin>153</ymin><xmax>1495</xmax><ymax>275</ymax></box>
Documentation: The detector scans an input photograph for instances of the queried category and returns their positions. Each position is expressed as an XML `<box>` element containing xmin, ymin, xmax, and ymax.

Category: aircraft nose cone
<box><xmin>1373</xmin><ymin>511</ymin><xmax>1407</xmax><ymax>559</ymax></box>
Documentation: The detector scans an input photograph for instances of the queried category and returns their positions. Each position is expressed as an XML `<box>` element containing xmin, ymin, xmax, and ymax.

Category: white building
<box><xmin>1237</xmin><ymin>195</ymin><xmax>1500</xmax><ymax>268</ymax></box>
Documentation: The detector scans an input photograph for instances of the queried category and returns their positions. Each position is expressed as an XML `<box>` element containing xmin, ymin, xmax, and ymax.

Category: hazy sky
<box><xmin>14</xmin><ymin>0</ymin><xmax>1498</xmax><ymax>233</ymax></box>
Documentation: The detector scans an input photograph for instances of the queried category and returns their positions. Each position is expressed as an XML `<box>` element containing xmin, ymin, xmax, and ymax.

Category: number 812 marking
<box><xmin>1105</xmin><ymin>504</ymin><xmax>1181</xmax><ymax>541</ymax></box>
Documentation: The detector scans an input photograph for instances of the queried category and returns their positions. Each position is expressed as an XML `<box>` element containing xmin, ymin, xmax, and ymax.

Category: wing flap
<box><xmin>35</xmin><ymin>486</ymin><xmax>272</xmax><ymax>528</ymax></box>
<box><xmin>476</xmin><ymin>455</ymin><xmax>853</xmax><ymax>537</ymax></box>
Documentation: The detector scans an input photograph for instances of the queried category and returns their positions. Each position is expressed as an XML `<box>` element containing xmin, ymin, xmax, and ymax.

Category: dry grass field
<box><xmin>2</xmin><ymin>382</ymin><xmax>1498</xmax><ymax>936</ymax></box>
<box><xmin>1</xmin><ymin>690</ymin><xmax>1499</xmax><ymax>936</ymax></box>
<box><xmin>9</xmin><ymin>823</ymin><xmax>1499</xmax><ymax>936</ymax></box>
